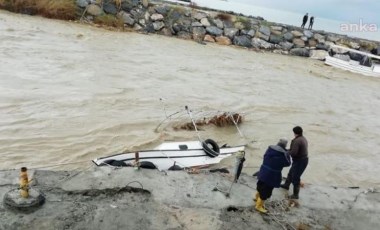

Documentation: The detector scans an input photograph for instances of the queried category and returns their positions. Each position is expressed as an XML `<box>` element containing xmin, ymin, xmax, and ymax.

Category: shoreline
<box><xmin>1</xmin><ymin>0</ymin><xmax>379</xmax><ymax>61</ymax></box>
<box><xmin>1</xmin><ymin>168</ymin><xmax>379</xmax><ymax>229</ymax></box>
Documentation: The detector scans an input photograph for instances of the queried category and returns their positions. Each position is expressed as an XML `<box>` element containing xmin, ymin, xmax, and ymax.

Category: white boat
<box><xmin>325</xmin><ymin>45</ymin><xmax>380</xmax><ymax>77</ymax></box>
<box><xmin>93</xmin><ymin>140</ymin><xmax>245</xmax><ymax>171</ymax></box>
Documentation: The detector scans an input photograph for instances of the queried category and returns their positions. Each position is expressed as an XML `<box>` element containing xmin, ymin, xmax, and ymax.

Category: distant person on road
<box><xmin>308</xmin><ymin>16</ymin><xmax>315</xmax><ymax>30</ymax></box>
<box><xmin>301</xmin><ymin>13</ymin><xmax>309</xmax><ymax>29</ymax></box>
<box><xmin>255</xmin><ymin>138</ymin><xmax>291</xmax><ymax>213</ymax></box>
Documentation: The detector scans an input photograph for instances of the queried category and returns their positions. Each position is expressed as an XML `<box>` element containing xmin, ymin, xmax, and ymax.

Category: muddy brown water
<box><xmin>0</xmin><ymin>11</ymin><xmax>379</xmax><ymax>188</ymax></box>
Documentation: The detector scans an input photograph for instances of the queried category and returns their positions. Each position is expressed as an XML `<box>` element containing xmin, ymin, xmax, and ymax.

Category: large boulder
<box><xmin>154</xmin><ymin>4</ymin><xmax>170</xmax><ymax>15</ymax></box>
<box><xmin>303</xmin><ymin>30</ymin><xmax>313</xmax><ymax>38</ymax></box>
<box><xmin>283</xmin><ymin>32</ymin><xmax>294</xmax><ymax>42</ymax></box>
<box><xmin>87</xmin><ymin>4</ymin><xmax>103</xmax><ymax>16</ymax></box>
<box><xmin>172</xmin><ymin>18</ymin><xmax>192</xmax><ymax>33</ymax></box>
<box><xmin>206</xmin><ymin>26</ymin><xmax>223</xmax><ymax>36</ymax></box>
<box><xmin>279</xmin><ymin>41</ymin><xmax>294</xmax><ymax>51</ymax></box>
<box><xmin>258</xmin><ymin>32</ymin><xmax>269</xmax><ymax>41</ymax></box>
<box><xmin>103</xmin><ymin>1</ymin><xmax>118</xmax><ymax>15</ymax></box>
<box><xmin>234</xmin><ymin>21</ymin><xmax>245</xmax><ymax>30</ymax></box>
<box><xmin>215</xmin><ymin>36</ymin><xmax>232</xmax><ymax>45</ymax></box>
<box><xmin>316</xmin><ymin>43</ymin><xmax>330</xmax><ymax>51</ymax></box>
<box><xmin>313</xmin><ymin>33</ymin><xmax>325</xmax><ymax>43</ymax></box>
<box><xmin>271</xmin><ymin>30</ymin><xmax>282</xmax><ymax>36</ymax></box>
<box><xmin>76</xmin><ymin>0</ymin><xmax>89</xmax><ymax>8</ymax></box>
<box><xmin>290</xmin><ymin>48</ymin><xmax>310</xmax><ymax>57</ymax></box>
<box><xmin>223</xmin><ymin>20</ymin><xmax>234</xmax><ymax>28</ymax></box>
<box><xmin>192</xmin><ymin>27</ymin><xmax>206</xmax><ymax>41</ymax></box>
<box><xmin>241</xmin><ymin>29</ymin><xmax>256</xmax><ymax>37</ymax></box>
<box><xmin>259</xmin><ymin>26</ymin><xmax>271</xmax><ymax>36</ymax></box>
<box><xmin>293</xmin><ymin>38</ymin><xmax>305</xmax><ymax>48</ymax></box>
<box><xmin>310</xmin><ymin>50</ymin><xmax>329</xmax><ymax>60</ymax></box>
<box><xmin>233</xmin><ymin>35</ymin><xmax>252</xmax><ymax>47</ymax></box>
<box><xmin>118</xmin><ymin>11</ymin><xmax>135</xmax><ymax>25</ymax></box>
<box><xmin>192</xmin><ymin>12</ymin><xmax>208</xmax><ymax>20</ymax></box>
<box><xmin>269</xmin><ymin>35</ymin><xmax>283</xmax><ymax>44</ymax></box>
<box><xmin>332</xmin><ymin>46</ymin><xmax>348</xmax><ymax>54</ymax></box>
<box><xmin>177</xmin><ymin>31</ymin><xmax>192</xmax><ymax>40</ymax></box>
<box><xmin>200</xmin><ymin>18</ymin><xmax>211</xmax><ymax>27</ymax></box>
<box><xmin>153</xmin><ymin>21</ymin><xmax>165</xmax><ymax>31</ymax></box>
<box><xmin>349</xmin><ymin>41</ymin><xmax>360</xmax><ymax>49</ymax></box>
<box><xmin>326</xmin><ymin>35</ymin><xmax>340</xmax><ymax>42</ymax></box>
<box><xmin>204</xmin><ymin>35</ymin><xmax>215</xmax><ymax>43</ymax></box>
<box><xmin>300</xmin><ymin>36</ymin><xmax>308</xmax><ymax>42</ymax></box>
<box><xmin>252</xmin><ymin>37</ymin><xmax>273</xmax><ymax>49</ymax></box>
<box><xmin>142</xmin><ymin>0</ymin><xmax>149</xmax><ymax>8</ymax></box>
<box><xmin>291</xmin><ymin>30</ymin><xmax>303</xmax><ymax>37</ymax></box>
<box><xmin>161</xmin><ymin>27</ymin><xmax>173</xmax><ymax>36</ymax></box>
<box><xmin>270</xmin><ymin>26</ymin><xmax>283</xmax><ymax>31</ymax></box>
<box><xmin>121</xmin><ymin>0</ymin><xmax>139</xmax><ymax>11</ymax></box>
<box><xmin>308</xmin><ymin>39</ymin><xmax>318</xmax><ymax>47</ymax></box>
<box><xmin>150</xmin><ymin>13</ymin><xmax>164</xmax><ymax>21</ymax></box>
<box><xmin>224</xmin><ymin>28</ymin><xmax>239</xmax><ymax>39</ymax></box>
<box><xmin>213</xmin><ymin>19</ymin><xmax>224</xmax><ymax>29</ymax></box>
<box><xmin>191</xmin><ymin>22</ymin><xmax>203</xmax><ymax>27</ymax></box>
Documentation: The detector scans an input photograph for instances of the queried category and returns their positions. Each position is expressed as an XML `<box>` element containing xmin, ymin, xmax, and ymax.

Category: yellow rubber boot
<box><xmin>255</xmin><ymin>197</ymin><xmax>268</xmax><ymax>214</ymax></box>
<box><xmin>253</xmin><ymin>192</ymin><xmax>259</xmax><ymax>202</ymax></box>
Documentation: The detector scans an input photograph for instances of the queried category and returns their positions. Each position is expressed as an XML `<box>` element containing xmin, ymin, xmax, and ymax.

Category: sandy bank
<box><xmin>1</xmin><ymin>168</ymin><xmax>379</xmax><ymax>229</ymax></box>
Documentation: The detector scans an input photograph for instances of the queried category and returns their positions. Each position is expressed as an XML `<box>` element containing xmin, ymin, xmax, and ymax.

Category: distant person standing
<box><xmin>301</xmin><ymin>13</ymin><xmax>309</xmax><ymax>29</ymax></box>
<box><xmin>308</xmin><ymin>16</ymin><xmax>315</xmax><ymax>30</ymax></box>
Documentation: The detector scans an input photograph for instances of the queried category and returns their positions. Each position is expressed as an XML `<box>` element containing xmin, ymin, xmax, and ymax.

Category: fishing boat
<box><xmin>93</xmin><ymin>106</ymin><xmax>246</xmax><ymax>171</ymax></box>
<box><xmin>93</xmin><ymin>139</ymin><xmax>245</xmax><ymax>170</ymax></box>
<box><xmin>325</xmin><ymin>45</ymin><xmax>380</xmax><ymax>77</ymax></box>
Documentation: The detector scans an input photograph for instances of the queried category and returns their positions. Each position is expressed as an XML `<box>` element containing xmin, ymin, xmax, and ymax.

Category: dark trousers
<box><xmin>256</xmin><ymin>180</ymin><xmax>274</xmax><ymax>200</ymax></box>
<box><xmin>301</xmin><ymin>21</ymin><xmax>307</xmax><ymax>28</ymax></box>
<box><xmin>308</xmin><ymin>23</ymin><xmax>314</xmax><ymax>30</ymax></box>
<box><xmin>285</xmin><ymin>158</ymin><xmax>308</xmax><ymax>186</ymax></box>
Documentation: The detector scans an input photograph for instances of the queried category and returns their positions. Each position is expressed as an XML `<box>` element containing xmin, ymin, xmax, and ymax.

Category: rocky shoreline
<box><xmin>1</xmin><ymin>0</ymin><xmax>379</xmax><ymax>61</ymax></box>
<box><xmin>72</xmin><ymin>0</ymin><xmax>380</xmax><ymax>60</ymax></box>
<box><xmin>1</xmin><ymin>167</ymin><xmax>379</xmax><ymax>229</ymax></box>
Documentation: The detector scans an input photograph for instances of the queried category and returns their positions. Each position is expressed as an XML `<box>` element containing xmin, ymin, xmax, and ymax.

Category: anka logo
<box><xmin>340</xmin><ymin>19</ymin><xmax>378</xmax><ymax>32</ymax></box>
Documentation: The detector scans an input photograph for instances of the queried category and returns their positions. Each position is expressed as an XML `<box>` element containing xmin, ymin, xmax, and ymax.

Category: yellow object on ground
<box><xmin>255</xmin><ymin>196</ymin><xmax>268</xmax><ymax>214</ymax></box>
<box><xmin>254</xmin><ymin>192</ymin><xmax>259</xmax><ymax>201</ymax></box>
<box><xmin>20</xmin><ymin>167</ymin><xmax>29</xmax><ymax>198</ymax></box>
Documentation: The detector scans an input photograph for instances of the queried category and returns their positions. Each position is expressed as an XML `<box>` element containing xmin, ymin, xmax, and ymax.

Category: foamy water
<box><xmin>0</xmin><ymin>11</ymin><xmax>379</xmax><ymax>188</ymax></box>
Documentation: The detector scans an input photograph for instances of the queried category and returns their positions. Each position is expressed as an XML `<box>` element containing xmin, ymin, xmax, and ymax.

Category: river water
<box><xmin>0</xmin><ymin>11</ymin><xmax>379</xmax><ymax>188</ymax></box>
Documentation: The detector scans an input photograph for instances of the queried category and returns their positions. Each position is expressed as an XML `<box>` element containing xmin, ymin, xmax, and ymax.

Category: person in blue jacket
<box><xmin>255</xmin><ymin>138</ymin><xmax>291</xmax><ymax>213</ymax></box>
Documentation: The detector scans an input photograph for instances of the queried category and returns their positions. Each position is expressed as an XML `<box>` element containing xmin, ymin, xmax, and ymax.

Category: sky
<box><xmin>234</xmin><ymin>0</ymin><xmax>380</xmax><ymax>25</ymax></box>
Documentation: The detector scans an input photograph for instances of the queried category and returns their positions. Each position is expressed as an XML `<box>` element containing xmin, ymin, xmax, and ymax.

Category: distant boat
<box><xmin>325</xmin><ymin>45</ymin><xmax>380</xmax><ymax>77</ymax></box>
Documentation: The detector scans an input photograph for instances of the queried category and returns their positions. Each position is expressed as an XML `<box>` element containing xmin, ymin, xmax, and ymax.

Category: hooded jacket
<box><xmin>258</xmin><ymin>145</ymin><xmax>291</xmax><ymax>188</ymax></box>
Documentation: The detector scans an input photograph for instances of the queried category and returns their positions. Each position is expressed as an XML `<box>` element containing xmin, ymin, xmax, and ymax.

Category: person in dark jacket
<box><xmin>255</xmin><ymin>138</ymin><xmax>291</xmax><ymax>213</ymax></box>
<box><xmin>308</xmin><ymin>16</ymin><xmax>314</xmax><ymax>30</ymax></box>
<box><xmin>301</xmin><ymin>13</ymin><xmax>309</xmax><ymax>29</ymax></box>
<box><xmin>280</xmin><ymin>126</ymin><xmax>309</xmax><ymax>199</ymax></box>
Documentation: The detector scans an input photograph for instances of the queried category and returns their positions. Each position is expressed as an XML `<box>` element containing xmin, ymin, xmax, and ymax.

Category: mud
<box><xmin>0</xmin><ymin>167</ymin><xmax>379</xmax><ymax>230</ymax></box>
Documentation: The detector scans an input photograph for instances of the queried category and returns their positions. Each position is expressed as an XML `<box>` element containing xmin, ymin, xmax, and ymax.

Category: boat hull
<box><xmin>325</xmin><ymin>56</ymin><xmax>380</xmax><ymax>78</ymax></box>
<box><xmin>93</xmin><ymin>141</ymin><xmax>245</xmax><ymax>170</ymax></box>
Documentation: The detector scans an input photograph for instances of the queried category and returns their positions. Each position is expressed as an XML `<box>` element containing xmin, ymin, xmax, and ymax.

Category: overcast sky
<box><xmin>234</xmin><ymin>0</ymin><xmax>379</xmax><ymax>24</ymax></box>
